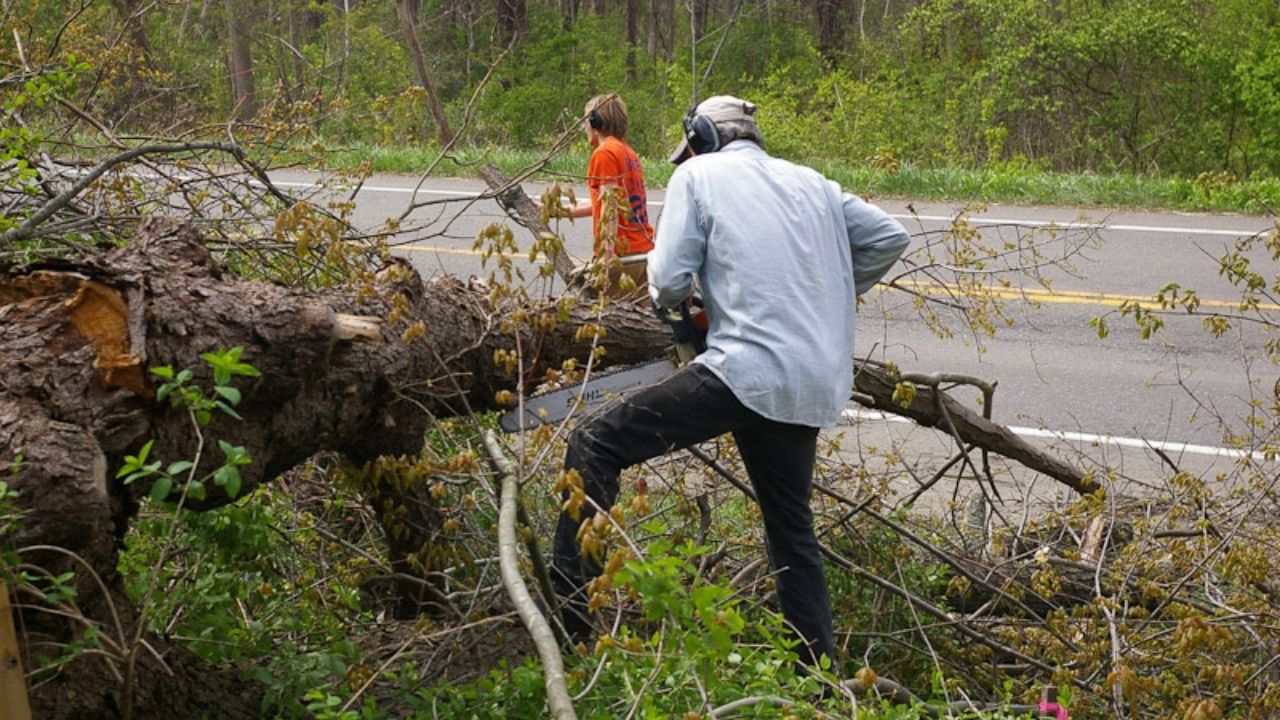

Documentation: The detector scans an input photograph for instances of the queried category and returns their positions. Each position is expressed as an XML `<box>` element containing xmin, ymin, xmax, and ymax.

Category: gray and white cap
<box><xmin>668</xmin><ymin>95</ymin><xmax>759</xmax><ymax>164</ymax></box>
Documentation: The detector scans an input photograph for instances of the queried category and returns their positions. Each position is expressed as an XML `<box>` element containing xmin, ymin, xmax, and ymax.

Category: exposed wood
<box><xmin>1080</xmin><ymin>515</ymin><xmax>1106</xmax><ymax>563</ymax></box>
<box><xmin>0</xmin><ymin>582</ymin><xmax>32</xmax><ymax>720</ymax></box>
<box><xmin>334</xmin><ymin>313</ymin><xmax>383</xmax><ymax>341</ymax></box>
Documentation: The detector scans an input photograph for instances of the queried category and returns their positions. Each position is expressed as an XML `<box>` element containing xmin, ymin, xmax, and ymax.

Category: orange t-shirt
<box><xmin>587</xmin><ymin>136</ymin><xmax>654</xmax><ymax>257</ymax></box>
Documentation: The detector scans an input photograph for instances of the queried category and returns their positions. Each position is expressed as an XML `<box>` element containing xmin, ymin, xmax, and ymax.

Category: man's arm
<box><xmin>842</xmin><ymin>192</ymin><xmax>911</xmax><ymax>294</ymax></box>
<box><xmin>647</xmin><ymin>170</ymin><xmax>704</xmax><ymax>308</ymax></box>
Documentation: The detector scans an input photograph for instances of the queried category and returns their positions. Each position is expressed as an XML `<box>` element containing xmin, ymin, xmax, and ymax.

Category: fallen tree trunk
<box><xmin>2</xmin><ymin>216</ymin><xmax>1097</xmax><ymax>588</ymax></box>
<box><xmin>0</xmin><ymin>218</ymin><xmax>665</xmax><ymax>716</ymax></box>
<box><xmin>852</xmin><ymin>364</ymin><xmax>1099</xmax><ymax>495</ymax></box>
<box><xmin>1</xmin><ymin>218</ymin><xmax>1096</xmax><ymax>717</ymax></box>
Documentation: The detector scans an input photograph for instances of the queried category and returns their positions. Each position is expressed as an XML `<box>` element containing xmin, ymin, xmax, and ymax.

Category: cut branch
<box><xmin>853</xmin><ymin>361</ymin><xmax>1099</xmax><ymax>495</ymax></box>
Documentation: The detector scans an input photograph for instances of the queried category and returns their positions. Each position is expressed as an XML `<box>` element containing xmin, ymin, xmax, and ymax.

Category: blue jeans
<box><xmin>552</xmin><ymin>363</ymin><xmax>835</xmax><ymax>666</ymax></box>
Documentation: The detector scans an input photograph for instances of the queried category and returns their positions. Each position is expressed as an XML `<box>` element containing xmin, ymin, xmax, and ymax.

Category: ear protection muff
<box><xmin>588</xmin><ymin>109</ymin><xmax>603</xmax><ymax>130</ymax></box>
<box><xmin>682</xmin><ymin>111</ymin><xmax>720</xmax><ymax>155</ymax></box>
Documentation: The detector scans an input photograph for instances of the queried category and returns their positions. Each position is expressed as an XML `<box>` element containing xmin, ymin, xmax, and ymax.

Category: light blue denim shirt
<box><xmin>649</xmin><ymin>141</ymin><xmax>911</xmax><ymax>427</ymax></box>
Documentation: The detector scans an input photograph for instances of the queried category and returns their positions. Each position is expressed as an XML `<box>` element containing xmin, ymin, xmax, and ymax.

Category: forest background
<box><xmin>10</xmin><ymin>0</ymin><xmax>1280</xmax><ymax>210</ymax></box>
<box><xmin>4</xmin><ymin>1</ymin><xmax>1280</xmax><ymax>720</ymax></box>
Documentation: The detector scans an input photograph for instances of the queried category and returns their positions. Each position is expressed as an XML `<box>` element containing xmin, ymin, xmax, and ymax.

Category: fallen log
<box><xmin>0</xmin><ymin>218</ymin><xmax>665</xmax><ymax>716</ymax></box>
<box><xmin>853</xmin><ymin>364</ymin><xmax>1099</xmax><ymax>495</ymax></box>
<box><xmin>0</xmin><ymin>217</ymin><xmax>1098</xmax><ymax>717</ymax></box>
<box><xmin>2</xmin><ymin>217</ymin><xmax>1097</xmax><ymax>591</ymax></box>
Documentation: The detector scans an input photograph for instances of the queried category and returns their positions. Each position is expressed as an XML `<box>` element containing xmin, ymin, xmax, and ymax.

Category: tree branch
<box><xmin>484</xmin><ymin>431</ymin><xmax>578</xmax><ymax>720</ymax></box>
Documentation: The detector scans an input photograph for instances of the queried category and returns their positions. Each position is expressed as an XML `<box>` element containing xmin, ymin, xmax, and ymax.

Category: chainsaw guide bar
<box><xmin>498</xmin><ymin>357</ymin><xmax>679</xmax><ymax>432</ymax></box>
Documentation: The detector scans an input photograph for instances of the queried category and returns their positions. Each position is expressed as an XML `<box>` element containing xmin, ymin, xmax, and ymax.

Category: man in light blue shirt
<box><xmin>552</xmin><ymin>95</ymin><xmax>911</xmax><ymax>668</ymax></box>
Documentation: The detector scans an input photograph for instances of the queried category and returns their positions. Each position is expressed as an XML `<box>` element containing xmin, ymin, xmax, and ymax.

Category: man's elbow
<box><xmin>895</xmin><ymin>230</ymin><xmax>911</xmax><ymax>251</ymax></box>
<box><xmin>649</xmin><ymin>281</ymin><xmax>688</xmax><ymax>309</ymax></box>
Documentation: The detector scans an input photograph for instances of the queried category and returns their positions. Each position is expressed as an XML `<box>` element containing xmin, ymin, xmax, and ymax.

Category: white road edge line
<box><xmin>841</xmin><ymin>408</ymin><xmax>1272</xmax><ymax>462</ymax></box>
<box><xmin>269</xmin><ymin>181</ymin><xmax>1273</xmax><ymax>239</ymax></box>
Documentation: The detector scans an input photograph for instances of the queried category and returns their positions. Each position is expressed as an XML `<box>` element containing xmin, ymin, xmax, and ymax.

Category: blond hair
<box><xmin>585</xmin><ymin>94</ymin><xmax>629</xmax><ymax>139</ymax></box>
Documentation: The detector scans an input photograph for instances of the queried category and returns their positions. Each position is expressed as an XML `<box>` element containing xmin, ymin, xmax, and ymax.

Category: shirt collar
<box><xmin>720</xmin><ymin>140</ymin><xmax>765</xmax><ymax>156</ymax></box>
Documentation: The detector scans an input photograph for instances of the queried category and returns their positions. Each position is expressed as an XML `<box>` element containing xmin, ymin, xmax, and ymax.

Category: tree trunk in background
<box><xmin>496</xmin><ymin>0</ymin><xmax>527</xmax><ymax>46</ymax></box>
<box><xmin>284</xmin><ymin>0</ymin><xmax>321</xmax><ymax>101</ymax></box>
<box><xmin>224</xmin><ymin>0</ymin><xmax>258</xmax><ymax>120</ymax></box>
<box><xmin>647</xmin><ymin>0</ymin><xmax>658</xmax><ymax>58</ymax></box>
<box><xmin>110</xmin><ymin>0</ymin><xmax>154</xmax><ymax>64</ymax></box>
<box><xmin>559</xmin><ymin>0</ymin><xmax>578</xmax><ymax>28</ymax></box>
<box><xmin>816</xmin><ymin>0</ymin><xmax>842</xmax><ymax>63</ymax></box>
<box><xmin>395</xmin><ymin>0</ymin><xmax>456</xmax><ymax>145</ymax></box>
<box><xmin>627</xmin><ymin>0</ymin><xmax>639</xmax><ymax>80</ymax></box>
<box><xmin>661</xmin><ymin>0</ymin><xmax>675</xmax><ymax>61</ymax></box>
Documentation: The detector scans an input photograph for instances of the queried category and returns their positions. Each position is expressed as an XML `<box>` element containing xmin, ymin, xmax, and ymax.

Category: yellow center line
<box><xmin>393</xmin><ymin>245</ymin><xmax>1277</xmax><ymax>313</ymax></box>
<box><xmin>395</xmin><ymin>245</ymin><xmax>487</xmax><ymax>257</ymax></box>
<box><xmin>894</xmin><ymin>279</ymin><xmax>1280</xmax><ymax>312</ymax></box>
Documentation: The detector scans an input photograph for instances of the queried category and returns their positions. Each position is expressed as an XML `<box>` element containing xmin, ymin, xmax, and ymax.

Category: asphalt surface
<box><xmin>265</xmin><ymin>170</ymin><xmax>1278</xmax><ymax>483</ymax></box>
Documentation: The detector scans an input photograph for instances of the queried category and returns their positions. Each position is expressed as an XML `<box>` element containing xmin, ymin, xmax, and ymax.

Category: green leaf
<box><xmin>215</xmin><ymin>401</ymin><xmax>243</xmax><ymax>421</ymax></box>
<box><xmin>149</xmin><ymin>476</ymin><xmax>173</xmax><ymax>503</ymax></box>
<box><xmin>150</xmin><ymin>365</ymin><xmax>174</xmax><ymax>380</ymax></box>
<box><xmin>117</xmin><ymin>440</ymin><xmax>155</xmax><ymax>478</ymax></box>
<box><xmin>166</xmin><ymin>460</ymin><xmax>194</xmax><ymax>476</ymax></box>
<box><xmin>225</xmin><ymin>473</ymin><xmax>242</xmax><ymax>499</ymax></box>
<box><xmin>214</xmin><ymin>385</ymin><xmax>241</xmax><ymax>406</ymax></box>
<box><xmin>213</xmin><ymin>465</ymin><xmax>243</xmax><ymax>498</ymax></box>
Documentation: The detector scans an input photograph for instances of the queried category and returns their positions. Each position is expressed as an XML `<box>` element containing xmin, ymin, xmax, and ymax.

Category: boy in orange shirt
<box><xmin>562</xmin><ymin>94</ymin><xmax>654</xmax><ymax>299</ymax></box>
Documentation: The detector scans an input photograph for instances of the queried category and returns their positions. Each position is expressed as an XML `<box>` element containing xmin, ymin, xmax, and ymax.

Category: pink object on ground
<box><xmin>1039</xmin><ymin>701</ymin><xmax>1069</xmax><ymax>720</ymax></box>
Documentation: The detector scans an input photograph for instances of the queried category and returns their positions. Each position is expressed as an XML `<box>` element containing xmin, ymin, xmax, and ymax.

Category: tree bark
<box><xmin>852</xmin><ymin>367</ymin><xmax>1098</xmax><ymax>495</ymax></box>
<box><xmin>478</xmin><ymin>163</ymin><xmax>576</xmax><ymax>282</ymax></box>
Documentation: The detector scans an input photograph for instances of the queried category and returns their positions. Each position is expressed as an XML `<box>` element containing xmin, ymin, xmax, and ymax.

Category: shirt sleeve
<box><xmin>648</xmin><ymin>168</ymin><xmax>705</xmax><ymax>308</ymax></box>
<box><xmin>841</xmin><ymin>191</ymin><xmax>911</xmax><ymax>294</ymax></box>
<box><xmin>587</xmin><ymin>144</ymin><xmax>623</xmax><ymax>189</ymax></box>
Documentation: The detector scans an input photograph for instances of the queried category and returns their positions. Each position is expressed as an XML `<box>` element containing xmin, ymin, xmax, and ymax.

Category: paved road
<box><xmin>266</xmin><ymin>171</ymin><xmax>1278</xmax><ymax>478</ymax></box>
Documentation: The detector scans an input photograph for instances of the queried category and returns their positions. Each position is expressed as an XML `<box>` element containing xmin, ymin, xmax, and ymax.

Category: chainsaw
<box><xmin>498</xmin><ymin>298</ymin><xmax>706</xmax><ymax>433</ymax></box>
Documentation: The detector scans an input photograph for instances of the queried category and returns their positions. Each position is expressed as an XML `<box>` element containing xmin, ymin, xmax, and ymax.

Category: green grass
<box><xmin>301</xmin><ymin>139</ymin><xmax>1280</xmax><ymax>217</ymax></box>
